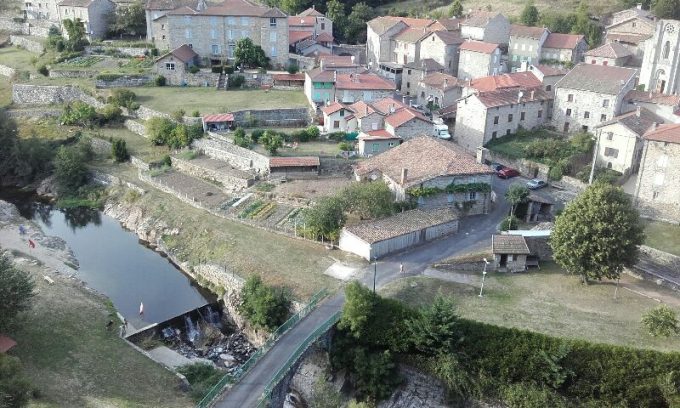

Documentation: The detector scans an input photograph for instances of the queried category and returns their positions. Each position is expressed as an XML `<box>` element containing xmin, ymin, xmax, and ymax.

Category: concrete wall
<box><xmin>192</xmin><ymin>137</ymin><xmax>270</xmax><ymax>174</ymax></box>
<box><xmin>10</xmin><ymin>35</ymin><xmax>45</xmax><ymax>53</ymax></box>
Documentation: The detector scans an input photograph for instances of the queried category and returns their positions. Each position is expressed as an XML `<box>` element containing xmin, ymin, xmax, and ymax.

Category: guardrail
<box><xmin>196</xmin><ymin>289</ymin><xmax>329</xmax><ymax>408</ymax></box>
<box><xmin>256</xmin><ymin>310</ymin><xmax>343</xmax><ymax>407</ymax></box>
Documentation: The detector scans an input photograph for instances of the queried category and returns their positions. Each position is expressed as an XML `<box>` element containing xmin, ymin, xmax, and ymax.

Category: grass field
<box><xmin>0</xmin><ymin>76</ymin><xmax>11</xmax><ymax>107</ymax></box>
<box><xmin>125</xmin><ymin>88</ymin><xmax>308</xmax><ymax>115</ymax></box>
<box><xmin>89</xmin><ymin>126</ymin><xmax>169</xmax><ymax>163</ymax></box>
<box><xmin>11</xmin><ymin>263</ymin><xmax>191</xmax><ymax>408</ymax></box>
<box><xmin>0</xmin><ymin>46</ymin><xmax>39</xmax><ymax>71</ymax></box>
<box><xmin>643</xmin><ymin>220</ymin><xmax>680</xmax><ymax>257</ymax></box>
<box><xmin>381</xmin><ymin>262</ymin><xmax>680</xmax><ymax>352</ymax></box>
<box><xmin>485</xmin><ymin>129</ymin><xmax>557</xmax><ymax>160</ymax></box>
<box><xmin>253</xmin><ymin>140</ymin><xmax>343</xmax><ymax>157</ymax></box>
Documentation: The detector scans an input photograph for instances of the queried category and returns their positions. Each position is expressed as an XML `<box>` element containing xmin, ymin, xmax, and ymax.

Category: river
<box><xmin>11</xmin><ymin>199</ymin><xmax>214</xmax><ymax>327</ymax></box>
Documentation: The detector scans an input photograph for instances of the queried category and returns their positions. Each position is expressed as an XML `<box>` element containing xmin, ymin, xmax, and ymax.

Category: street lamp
<box><xmin>479</xmin><ymin>258</ymin><xmax>490</xmax><ymax>297</ymax></box>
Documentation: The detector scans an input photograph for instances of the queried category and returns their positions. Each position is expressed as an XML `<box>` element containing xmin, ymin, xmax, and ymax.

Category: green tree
<box><xmin>325</xmin><ymin>0</ymin><xmax>346</xmax><ymax>41</ymax></box>
<box><xmin>62</xmin><ymin>18</ymin><xmax>88</xmax><ymax>51</ymax></box>
<box><xmin>345</xmin><ymin>3</ymin><xmax>374</xmax><ymax>44</ymax></box>
<box><xmin>107</xmin><ymin>89</ymin><xmax>138</xmax><ymax>109</ymax></box>
<box><xmin>449</xmin><ymin>0</ymin><xmax>464</xmax><ymax>17</ymax></box>
<box><xmin>302</xmin><ymin>196</ymin><xmax>346</xmax><ymax>240</ymax></box>
<box><xmin>642</xmin><ymin>305</ymin><xmax>679</xmax><ymax>337</ymax></box>
<box><xmin>233</xmin><ymin>128</ymin><xmax>250</xmax><ymax>148</ymax></box>
<box><xmin>572</xmin><ymin>2</ymin><xmax>601</xmax><ymax>46</ymax></box>
<box><xmin>505</xmin><ymin>183</ymin><xmax>529</xmax><ymax>219</ymax></box>
<box><xmin>168</xmin><ymin>124</ymin><xmax>190</xmax><ymax>149</ymax></box>
<box><xmin>406</xmin><ymin>295</ymin><xmax>459</xmax><ymax>354</ymax></box>
<box><xmin>111</xmin><ymin>138</ymin><xmax>129</xmax><ymax>162</ymax></box>
<box><xmin>0</xmin><ymin>354</ymin><xmax>32</xmax><ymax>408</ymax></box>
<box><xmin>310</xmin><ymin>375</ymin><xmax>342</xmax><ymax>408</ymax></box>
<box><xmin>238</xmin><ymin>275</ymin><xmax>290</xmax><ymax>330</ymax></box>
<box><xmin>60</xmin><ymin>101</ymin><xmax>98</xmax><ymax>127</ymax></box>
<box><xmin>430</xmin><ymin>354</ymin><xmax>474</xmax><ymax>403</ymax></box>
<box><xmin>260</xmin><ymin>130</ymin><xmax>284</xmax><ymax>154</ymax></box>
<box><xmin>550</xmin><ymin>183</ymin><xmax>644</xmax><ymax>283</ymax></box>
<box><xmin>280</xmin><ymin>0</ymin><xmax>306</xmax><ymax>15</ymax></box>
<box><xmin>0</xmin><ymin>255</ymin><xmax>35</xmax><ymax>331</ymax></box>
<box><xmin>352</xmin><ymin>348</ymin><xmax>400</xmax><ymax>401</ymax></box>
<box><xmin>520</xmin><ymin>0</ymin><xmax>540</xmax><ymax>26</ymax></box>
<box><xmin>108</xmin><ymin>0</ymin><xmax>146</xmax><ymax>37</ymax></box>
<box><xmin>54</xmin><ymin>138</ymin><xmax>93</xmax><ymax>196</ymax></box>
<box><xmin>338</xmin><ymin>281</ymin><xmax>377</xmax><ymax>339</ymax></box>
<box><xmin>234</xmin><ymin>38</ymin><xmax>269</xmax><ymax>68</ymax></box>
<box><xmin>653</xmin><ymin>0</ymin><xmax>680</xmax><ymax>19</ymax></box>
<box><xmin>146</xmin><ymin>117</ymin><xmax>176</xmax><ymax>146</ymax></box>
<box><xmin>342</xmin><ymin>182</ymin><xmax>395</xmax><ymax>220</ymax></box>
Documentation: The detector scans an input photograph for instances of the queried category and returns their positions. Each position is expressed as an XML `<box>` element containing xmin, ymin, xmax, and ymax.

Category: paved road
<box><xmin>215</xmin><ymin>177</ymin><xmax>517</xmax><ymax>408</ymax></box>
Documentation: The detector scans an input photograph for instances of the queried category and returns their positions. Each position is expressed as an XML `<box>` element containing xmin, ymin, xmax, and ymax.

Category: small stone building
<box><xmin>457</xmin><ymin>40</ymin><xmax>503</xmax><ymax>81</ymax></box>
<box><xmin>339</xmin><ymin>207</ymin><xmax>459</xmax><ymax>260</ymax></box>
<box><xmin>357</xmin><ymin>130</ymin><xmax>401</xmax><ymax>156</ymax></box>
<box><xmin>491</xmin><ymin>234</ymin><xmax>530</xmax><ymax>272</ymax></box>
<box><xmin>525</xmin><ymin>193</ymin><xmax>554</xmax><ymax>222</ymax></box>
<box><xmin>202</xmin><ymin>113</ymin><xmax>234</xmax><ymax>132</ymax></box>
<box><xmin>57</xmin><ymin>0</ymin><xmax>116</xmax><ymax>40</ymax></box>
<box><xmin>269</xmin><ymin>156</ymin><xmax>320</xmax><ymax>178</ymax></box>
<box><xmin>584</xmin><ymin>42</ymin><xmax>633</xmax><ymax>67</ymax></box>
<box><xmin>540</xmin><ymin>33</ymin><xmax>587</xmax><ymax>65</ymax></box>
<box><xmin>155</xmin><ymin>44</ymin><xmax>199</xmax><ymax>86</ymax></box>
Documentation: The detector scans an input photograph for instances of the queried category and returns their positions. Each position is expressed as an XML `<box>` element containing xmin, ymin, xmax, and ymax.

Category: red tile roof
<box><xmin>166</xmin><ymin>0</ymin><xmax>285</xmax><ymax>17</ymax></box>
<box><xmin>394</xmin><ymin>27</ymin><xmax>432</xmax><ymax>43</ymax></box>
<box><xmin>335</xmin><ymin>73</ymin><xmax>395</xmax><ymax>91</ymax></box>
<box><xmin>358</xmin><ymin>129</ymin><xmax>400</xmax><ymax>140</ymax></box>
<box><xmin>306</xmin><ymin>68</ymin><xmax>335</xmax><ymax>82</ymax></box>
<box><xmin>532</xmin><ymin>64</ymin><xmax>569</xmax><ymax>76</ymax></box>
<box><xmin>272</xmin><ymin>73</ymin><xmax>305</xmax><ymax>81</ymax></box>
<box><xmin>463</xmin><ymin>11</ymin><xmax>503</xmax><ymax>28</ymax></box>
<box><xmin>203</xmin><ymin>113</ymin><xmax>234</xmax><ymax>123</ymax></box>
<box><xmin>476</xmin><ymin>87</ymin><xmax>553</xmax><ymax>108</ymax></box>
<box><xmin>470</xmin><ymin>72</ymin><xmax>542</xmax><ymax>92</ymax></box>
<box><xmin>644</xmin><ymin>123</ymin><xmax>680</xmax><ymax>144</ymax></box>
<box><xmin>429</xmin><ymin>30</ymin><xmax>464</xmax><ymax>45</ymax></box>
<box><xmin>584</xmin><ymin>42</ymin><xmax>632</xmax><ymax>58</ymax></box>
<box><xmin>421</xmin><ymin>72</ymin><xmax>460</xmax><ymax>91</ymax></box>
<box><xmin>270</xmin><ymin>156</ymin><xmax>321</xmax><ymax>167</ymax></box>
<box><xmin>436</xmin><ymin>18</ymin><xmax>462</xmax><ymax>31</ymax></box>
<box><xmin>288</xmin><ymin>16</ymin><xmax>315</xmax><ymax>26</ymax></box>
<box><xmin>367</xmin><ymin>16</ymin><xmax>435</xmax><ymax>35</ymax></box>
<box><xmin>348</xmin><ymin>100</ymin><xmax>377</xmax><ymax>118</ymax></box>
<box><xmin>543</xmin><ymin>33</ymin><xmax>585</xmax><ymax>49</ymax></box>
<box><xmin>605</xmin><ymin>33</ymin><xmax>651</xmax><ymax>45</ymax></box>
<box><xmin>510</xmin><ymin>24</ymin><xmax>548</xmax><ymax>39</ymax></box>
<box><xmin>289</xmin><ymin>30</ymin><xmax>313</xmax><ymax>45</ymax></box>
<box><xmin>385</xmin><ymin>107</ymin><xmax>430</xmax><ymax>128</ymax></box>
<box><xmin>556</xmin><ymin>64</ymin><xmax>637</xmax><ymax>94</ymax></box>
<box><xmin>158</xmin><ymin>43</ymin><xmax>197</xmax><ymax>63</ymax></box>
<box><xmin>459</xmin><ymin>40</ymin><xmax>499</xmax><ymax>54</ymax></box>
<box><xmin>298</xmin><ymin>7</ymin><xmax>323</xmax><ymax>17</ymax></box>
<box><xmin>624</xmin><ymin>90</ymin><xmax>680</xmax><ymax>107</ymax></box>
<box><xmin>316</xmin><ymin>32</ymin><xmax>334</xmax><ymax>42</ymax></box>
<box><xmin>321</xmin><ymin>102</ymin><xmax>344</xmax><ymax>115</ymax></box>
<box><xmin>319</xmin><ymin>55</ymin><xmax>357</xmax><ymax>68</ymax></box>
<box><xmin>371</xmin><ymin>97</ymin><xmax>408</xmax><ymax>115</ymax></box>
<box><xmin>355</xmin><ymin>136</ymin><xmax>494</xmax><ymax>187</ymax></box>
<box><xmin>0</xmin><ymin>335</ymin><xmax>16</xmax><ymax>353</ymax></box>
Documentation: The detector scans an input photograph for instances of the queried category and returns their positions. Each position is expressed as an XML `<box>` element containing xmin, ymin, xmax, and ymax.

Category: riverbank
<box><xmin>0</xmin><ymin>200</ymin><xmax>192</xmax><ymax>407</ymax></box>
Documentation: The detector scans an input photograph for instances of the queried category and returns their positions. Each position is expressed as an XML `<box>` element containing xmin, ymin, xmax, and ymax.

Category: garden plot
<box><xmin>271</xmin><ymin>178</ymin><xmax>353</xmax><ymax>201</ymax></box>
<box><xmin>151</xmin><ymin>170</ymin><xmax>232</xmax><ymax>209</ymax></box>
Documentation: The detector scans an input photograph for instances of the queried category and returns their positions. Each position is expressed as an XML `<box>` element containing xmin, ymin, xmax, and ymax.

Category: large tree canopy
<box><xmin>234</xmin><ymin>38</ymin><xmax>269</xmax><ymax>68</ymax></box>
<box><xmin>550</xmin><ymin>183</ymin><xmax>644</xmax><ymax>283</ymax></box>
<box><xmin>0</xmin><ymin>254</ymin><xmax>35</xmax><ymax>331</ymax></box>
<box><xmin>108</xmin><ymin>0</ymin><xmax>146</xmax><ymax>37</ymax></box>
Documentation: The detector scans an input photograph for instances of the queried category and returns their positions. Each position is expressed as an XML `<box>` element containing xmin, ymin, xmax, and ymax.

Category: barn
<box><xmin>338</xmin><ymin>208</ymin><xmax>459</xmax><ymax>260</ymax></box>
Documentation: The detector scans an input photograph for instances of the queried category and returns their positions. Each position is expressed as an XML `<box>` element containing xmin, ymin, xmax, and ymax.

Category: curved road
<box><xmin>215</xmin><ymin>178</ymin><xmax>516</xmax><ymax>408</ymax></box>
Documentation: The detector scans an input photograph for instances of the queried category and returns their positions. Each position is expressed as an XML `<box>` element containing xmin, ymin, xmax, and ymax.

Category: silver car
<box><xmin>527</xmin><ymin>179</ymin><xmax>547</xmax><ymax>190</ymax></box>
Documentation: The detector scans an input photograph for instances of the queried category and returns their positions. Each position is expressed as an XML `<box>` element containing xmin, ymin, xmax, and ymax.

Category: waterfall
<box><xmin>184</xmin><ymin>315</ymin><xmax>199</xmax><ymax>344</ymax></box>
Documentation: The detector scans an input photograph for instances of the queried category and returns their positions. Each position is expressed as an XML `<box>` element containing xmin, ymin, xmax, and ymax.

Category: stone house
<box><xmin>584</xmin><ymin>42</ymin><xmax>633</xmax><ymax>67</ymax></box>
<box><xmin>305</xmin><ymin>68</ymin><xmax>335</xmax><ymax>106</ymax></box>
<box><xmin>393</xmin><ymin>27</ymin><xmax>432</xmax><ymax>65</ymax></box>
<box><xmin>621</xmin><ymin>90</ymin><xmax>680</xmax><ymax>123</ymax></box>
<box><xmin>357</xmin><ymin>130</ymin><xmax>402</xmax><ymax>156</ymax></box>
<box><xmin>334</xmin><ymin>72</ymin><xmax>396</xmax><ymax>104</ymax></box>
<box><xmin>639</xmin><ymin>19</ymin><xmax>680</xmax><ymax>95</ymax></box>
<box><xmin>417</xmin><ymin>72</ymin><xmax>461</xmax><ymax>109</ymax></box>
<box><xmin>321</xmin><ymin>101</ymin><xmax>351</xmax><ymax>133</ymax></box>
<box><xmin>348</xmin><ymin>100</ymin><xmax>384</xmax><ymax>132</ymax></box>
<box><xmin>155</xmin><ymin>0</ymin><xmax>289</xmax><ymax>68</ymax></box>
<box><xmin>593</xmin><ymin>107</ymin><xmax>662</xmax><ymax>175</ymax></box>
<box><xmin>540</xmin><ymin>33</ymin><xmax>587</xmax><ymax>65</ymax></box>
<box><xmin>400</xmin><ymin>58</ymin><xmax>444</xmax><ymax>96</ymax></box>
<box><xmin>492</xmin><ymin>234</ymin><xmax>530</xmax><ymax>272</ymax></box>
<box><xmin>23</xmin><ymin>0</ymin><xmax>60</xmax><ymax>20</ymax></box>
<box><xmin>455</xmin><ymin>72</ymin><xmax>552</xmax><ymax>152</ymax></box>
<box><xmin>154</xmin><ymin>43</ymin><xmax>199</xmax><ymax>85</ymax></box>
<box><xmin>605</xmin><ymin>4</ymin><xmax>656</xmax><ymax>64</ymax></box>
<box><xmin>509</xmin><ymin>25</ymin><xmax>549</xmax><ymax>70</ymax></box>
<box><xmin>457</xmin><ymin>40</ymin><xmax>502</xmax><ymax>80</ymax></box>
<box><xmin>419</xmin><ymin>30</ymin><xmax>463</xmax><ymax>75</ymax></box>
<box><xmin>384</xmin><ymin>107</ymin><xmax>433</xmax><ymax>140</ymax></box>
<box><xmin>633</xmin><ymin>123</ymin><xmax>680</xmax><ymax>222</ymax></box>
<box><xmin>145</xmin><ymin>0</ymin><xmax>196</xmax><ymax>45</ymax></box>
<box><xmin>366</xmin><ymin>16</ymin><xmax>434</xmax><ymax>69</ymax></box>
<box><xmin>288</xmin><ymin>7</ymin><xmax>333</xmax><ymax>56</ymax></box>
<box><xmin>354</xmin><ymin>136</ymin><xmax>495</xmax><ymax>214</ymax></box>
<box><xmin>57</xmin><ymin>0</ymin><xmax>115</xmax><ymax>40</ymax></box>
<box><xmin>460</xmin><ymin>11</ymin><xmax>510</xmax><ymax>45</ymax></box>
<box><xmin>552</xmin><ymin>64</ymin><xmax>638</xmax><ymax>133</ymax></box>
<box><xmin>520</xmin><ymin>63</ymin><xmax>568</xmax><ymax>97</ymax></box>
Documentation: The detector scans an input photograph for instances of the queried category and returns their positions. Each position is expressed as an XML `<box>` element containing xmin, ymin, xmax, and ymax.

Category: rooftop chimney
<box><xmin>517</xmin><ymin>90</ymin><xmax>524</xmax><ymax>103</ymax></box>
<box><xmin>652</xmin><ymin>122</ymin><xmax>658</xmax><ymax>130</ymax></box>
<box><xmin>390</xmin><ymin>104</ymin><xmax>395</xmax><ymax>113</ymax></box>
<box><xmin>351</xmin><ymin>55</ymin><xmax>356</xmax><ymax>64</ymax></box>
<box><xmin>401</xmin><ymin>168</ymin><xmax>408</xmax><ymax>185</ymax></box>
<box><xmin>333</xmin><ymin>71</ymin><xmax>337</xmax><ymax>82</ymax></box>
<box><xmin>444</xmin><ymin>78</ymin><xmax>449</xmax><ymax>88</ymax></box>
<box><xmin>530</xmin><ymin>90</ymin><xmax>535</xmax><ymax>99</ymax></box>
<box><xmin>402</xmin><ymin>95</ymin><xmax>408</xmax><ymax>104</ymax></box>
<box><xmin>320</xmin><ymin>59</ymin><xmax>325</xmax><ymax>70</ymax></box>
<box><xmin>636</xmin><ymin>105</ymin><xmax>641</xmax><ymax>117</ymax></box>
<box><xmin>649</xmin><ymin>91</ymin><xmax>653</xmax><ymax>98</ymax></box>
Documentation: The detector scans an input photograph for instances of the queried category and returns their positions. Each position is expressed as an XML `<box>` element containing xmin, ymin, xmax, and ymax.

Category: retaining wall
<box><xmin>192</xmin><ymin>137</ymin><xmax>270</xmax><ymax>174</ymax></box>
<box><xmin>0</xmin><ymin>64</ymin><xmax>16</xmax><ymax>78</ymax></box>
<box><xmin>27</xmin><ymin>24</ymin><xmax>51</xmax><ymax>38</ymax></box>
<box><xmin>49</xmin><ymin>69</ymin><xmax>94</xmax><ymax>79</ymax></box>
<box><xmin>91</xmin><ymin>169</ymin><xmax>146</xmax><ymax>195</ymax></box>
<box><xmin>231</xmin><ymin>107</ymin><xmax>310</xmax><ymax>128</ymax></box>
<box><xmin>136</xmin><ymin>104</ymin><xmax>171</xmax><ymax>121</ymax></box>
<box><xmin>170</xmin><ymin>156</ymin><xmax>254</xmax><ymax>190</ymax></box>
<box><xmin>124</xmin><ymin>119</ymin><xmax>147</xmax><ymax>136</ymax></box>
<box><xmin>5</xmin><ymin>108</ymin><xmax>61</xmax><ymax>118</ymax></box>
<box><xmin>95</xmin><ymin>75</ymin><xmax>154</xmax><ymax>89</ymax></box>
<box><xmin>86</xmin><ymin>45</ymin><xmax>149</xmax><ymax>57</ymax></box>
<box><xmin>555</xmin><ymin>175</ymin><xmax>588</xmax><ymax>192</ymax></box>
<box><xmin>90</xmin><ymin>137</ymin><xmax>150</xmax><ymax>171</ymax></box>
<box><xmin>12</xmin><ymin>84</ymin><xmax>104</xmax><ymax>108</ymax></box>
<box><xmin>10</xmin><ymin>35</ymin><xmax>44</xmax><ymax>53</ymax></box>
<box><xmin>483</xmin><ymin>149</ymin><xmax>551</xmax><ymax>181</ymax></box>
<box><xmin>0</xmin><ymin>18</ymin><xmax>28</xmax><ymax>34</ymax></box>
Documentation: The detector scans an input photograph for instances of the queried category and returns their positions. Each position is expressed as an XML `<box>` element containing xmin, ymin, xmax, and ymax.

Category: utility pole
<box><xmin>588</xmin><ymin>131</ymin><xmax>600</xmax><ymax>185</ymax></box>
<box><xmin>479</xmin><ymin>258</ymin><xmax>489</xmax><ymax>297</ymax></box>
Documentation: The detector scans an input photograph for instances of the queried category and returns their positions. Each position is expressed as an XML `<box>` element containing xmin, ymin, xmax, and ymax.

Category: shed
<box><xmin>202</xmin><ymin>113</ymin><xmax>235</xmax><ymax>132</ymax></box>
<box><xmin>492</xmin><ymin>234</ymin><xmax>530</xmax><ymax>272</ymax></box>
<box><xmin>0</xmin><ymin>334</ymin><xmax>17</xmax><ymax>353</ymax></box>
<box><xmin>525</xmin><ymin>193</ymin><xmax>554</xmax><ymax>222</ymax></box>
<box><xmin>272</xmin><ymin>73</ymin><xmax>305</xmax><ymax>88</ymax></box>
<box><xmin>269</xmin><ymin>156</ymin><xmax>320</xmax><ymax>178</ymax></box>
<box><xmin>339</xmin><ymin>208</ymin><xmax>459</xmax><ymax>260</ymax></box>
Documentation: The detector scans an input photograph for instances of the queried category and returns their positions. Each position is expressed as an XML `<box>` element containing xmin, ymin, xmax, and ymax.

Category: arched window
<box><xmin>663</xmin><ymin>41</ymin><xmax>671</xmax><ymax>59</ymax></box>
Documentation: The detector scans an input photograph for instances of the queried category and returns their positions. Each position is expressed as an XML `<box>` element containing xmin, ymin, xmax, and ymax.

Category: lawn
<box><xmin>253</xmin><ymin>140</ymin><xmax>343</xmax><ymax>157</ymax></box>
<box><xmin>125</xmin><ymin>87</ymin><xmax>308</xmax><ymax>115</ymax></box>
<box><xmin>88</xmin><ymin>126</ymin><xmax>169</xmax><ymax>163</ymax></box>
<box><xmin>485</xmin><ymin>129</ymin><xmax>555</xmax><ymax>160</ymax></box>
<box><xmin>10</xmin><ymin>263</ymin><xmax>191</xmax><ymax>408</ymax></box>
<box><xmin>0</xmin><ymin>76</ymin><xmax>11</xmax><ymax>107</ymax></box>
<box><xmin>381</xmin><ymin>262</ymin><xmax>680</xmax><ymax>352</ymax></box>
<box><xmin>643</xmin><ymin>220</ymin><xmax>680</xmax><ymax>257</ymax></box>
<box><xmin>0</xmin><ymin>46</ymin><xmax>39</xmax><ymax>71</ymax></box>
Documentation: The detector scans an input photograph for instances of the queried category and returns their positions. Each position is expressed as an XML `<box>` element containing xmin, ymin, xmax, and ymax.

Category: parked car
<box><xmin>489</xmin><ymin>162</ymin><xmax>505</xmax><ymax>173</ymax></box>
<box><xmin>497</xmin><ymin>168</ymin><xmax>520</xmax><ymax>179</ymax></box>
<box><xmin>527</xmin><ymin>179</ymin><xmax>547</xmax><ymax>189</ymax></box>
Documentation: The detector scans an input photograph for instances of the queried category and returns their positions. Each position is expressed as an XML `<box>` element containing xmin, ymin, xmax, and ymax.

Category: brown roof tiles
<box><xmin>644</xmin><ymin>123</ymin><xmax>680</xmax><ymax>144</ymax></box>
<box><xmin>543</xmin><ymin>32</ymin><xmax>585</xmax><ymax>49</ymax></box>
<box><xmin>344</xmin><ymin>208</ymin><xmax>458</xmax><ymax>244</ymax></box>
<box><xmin>492</xmin><ymin>234</ymin><xmax>531</xmax><ymax>254</ymax></box>
<box><xmin>459</xmin><ymin>40</ymin><xmax>499</xmax><ymax>54</ymax></box>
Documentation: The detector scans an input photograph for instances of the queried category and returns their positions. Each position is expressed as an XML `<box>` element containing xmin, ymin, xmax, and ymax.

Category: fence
<box><xmin>256</xmin><ymin>310</ymin><xmax>343</xmax><ymax>407</ymax></box>
<box><xmin>196</xmin><ymin>289</ymin><xmax>330</xmax><ymax>408</ymax></box>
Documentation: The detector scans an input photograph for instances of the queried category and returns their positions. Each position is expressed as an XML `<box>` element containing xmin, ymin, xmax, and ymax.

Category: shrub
<box><xmin>54</xmin><ymin>137</ymin><xmax>93</xmax><ymax>196</ymax></box>
<box><xmin>160</xmin><ymin>155</ymin><xmax>172</xmax><ymax>167</ymax></box>
<box><xmin>189</xmin><ymin>65</ymin><xmax>200</xmax><ymax>74</ymax></box>
<box><xmin>238</xmin><ymin>275</ymin><xmax>290</xmax><ymax>330</ymax></box>
<box><xmin>502</xmin><ymin>383</ymin><xmax>567</xmax><ymax>408</ymax></box>
<box><xmin>642</xmin><ymin>305</ymin><xmax>679</xmax><ymax>337</ymax></box>
<box><xmin>287</xmin><ymin>62</ymin><xmax>299</xmax><ymax>74</ymax></box>
<box><xmin>250</xmin><ymin>129</ymin><xmax>265</xmax><ymax>143</ymax></box>
<box><xmin>111</xmin><ymin>138</ymin><xmax>129</xmax><ymax>162</ymax></box>
<box><xmin>176</xmin><ymin>363</ymin><xmax>223</xmax><ymax>401</ymax></box>
<box><xmin>338</xmin><ymin>141</ymin><xmax>353</xmax><ymax>151</ymax></box>
<box><xmin>107</xmin><ymin>89</ymin><xmax>137</xmax><ymax>109</ymax></box>
<box><xmin>306</xmin><ymin>125</ymin><xmax>320</xmax><ymax>140</ymax></box>
<box><xmin>37</xmin><ymin>64</ymin><xmax>48</xmax><ymax>76</ymax></box>
<box><xmin>228</xmin><ymin>74</ymin><xmax>245</xmax><ymax>89</ymax></box>
<box><xmin>327</xmin><ymin>131</ymin><xmax>347</xmax><ymax>142</ymax></box>
<box><xmin>151</xmin><ymin>48</ymin><xmax>159</xmax><ymax>56</ymax></box>
<box><xmin>98</xmin><ymin>104</ymin><xmax>123</xmax><ymax>124</ymax></box>
<box><xmin>500</xmin><ymin>216</ymin><xmax>520</xmax><ymax>231</ymax></box>
<box><xmin>146</xmin><ymin>117</ymin><xmax>176</xmax><ymax>146</ymax></box>
<box><xmin>260</xmin><ymin>130</ymin><xmax>284</xmax><ymax>154</ymax></box>
<box><xmin>95</xmin><ymin>73</ymin><xmax>124</xmax><ymax>82</ymax></box>
<box><xmin>224</xmin><ymin>65</ymin><xmax>235</xmax><ymax>74</ymax></box>
<box><xmin>191</xmin><ymin>110</ymin><xmax>200</xmax><ymax>117</ymax></box>
<box><xmin>0</xmin><ymin>354</ymin><xmax>32</xmax><ymax>408</ymax></box>
<box><xmin>155</xmin><ymin>75</ymin><xmax>166</xmax><ymax>86</ymax></box>
<box><xmin>60</xmin><ymin>101</ymin><xmax>98</xmax><ymax>127</ymax></box>
<box><xmin>569</xmin><ymin>132</ymin><xmax>594</xmax><ymax>154</ymax></box>
<box><xmin>233</xmin><ymin>128</ymin><xmax>250</xmax><ymax>148</ymax></box>
<box><xmin>171</xmin><ymin>109</ymin><xmax>186</xmax><ymax>122</ymax></box>
<box><xmin>302</xmin><ymin>196</ymin><xmax>346</xmax><ymax>241</ymax></box>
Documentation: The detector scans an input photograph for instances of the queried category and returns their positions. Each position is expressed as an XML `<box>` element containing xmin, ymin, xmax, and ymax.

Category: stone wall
<box><xmin>91</xmin><ymin>170</ymin><xmax>146</xmax><ymax>195</ymax></box>
<box><xmin>0</xmin><ymin>64</ymin><xmax>16</xmax><ymax>78</ymax></box>
<box><xmin>482</xmin><ymin>148</ymin><xmax>551</xmax><ymax>181</ymax></box>
<box><xmin>288</xmin><ymin>53</ymin><xmax>316</xmax><ymax>71</ymax></box>
<box><xmin>231</xmin><ymin>107</ymin><xmax>310</xmax><ymax>128</ymax></box>
<box><xmin>333</xmin><ymin>44</ymin><xmax>368</xmax><ymax>65</ymax></box>
<box><xmin>170</xmin><ymin>156</ymin><xmax>254</xmax><ymax>190</ymax></box>
<box><xmin>4</xmin><ymin>107</ymin><xmax>62</xmax><ymax>118</ymax></box>
<box><xmin>0</xmin><ymin>18</ymin><xmax>28</xmax><ymax>34</ymax></box>
<box><xmin>193</xmin><ymin>137</ymin><xmax>270</xmax><ymax>174</ymax></box>
<box><xmin>95</xmin><ymin>75</ymin><xmax>154</xmax><ymax>89</ymax></box>
<box><xmin>124</xmin><ymin>119</ymin><xmax>147</xmax><ymax>137</ymax></box>
<box><xmin>135</xmin><ymin>104</ymin><xmax>171</xmax><ymax>121</ymax></box>
<box><xmin>90</xmin><ymin>137</ymin><xmax>150</xmax><ymax>170</ymax></box>
<box><xmin>86</xmin><ymin>46</ymin><xmax>149</xmax><ymax>57</ymax></box>
<box><xmin>10</xmin><ymin>35</ymin><xmax>44</xmax><ymax>53</ymax></box>
<box><xmin>28</xmin><ymin>24</ymin><xmax>51</xmax><ymax>38</ymax></box>
<box><xmin>48</xmin><ymin>69</ymin><xmax>94</xmax><ymax>79</ymax></box>
<box><xmin>12</xmin><ymin>84</ymin><xmax>90</xmax><ymax>105</ymax></box>
<box><xmin>554</xmin><ymin>175</ymin><xmax>587</xmax><ymax>192</ymax></box>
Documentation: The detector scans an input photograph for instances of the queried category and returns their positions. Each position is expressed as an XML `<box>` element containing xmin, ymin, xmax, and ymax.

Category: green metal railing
<box><xmin>196</xmin><ymin>289</ymin><xmax>329</xmax><ymax>408</ymax></box>
<box><xmin>256</xmin><ymin>310</ymin><xmax>343</xmax><ymax>408</ymax></box>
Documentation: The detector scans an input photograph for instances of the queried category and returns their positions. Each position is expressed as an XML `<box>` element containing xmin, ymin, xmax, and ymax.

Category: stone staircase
<box><xmin>217</xmin><ymin>73</ymin><xmax>226</xmax><ymax>90</ymax></box>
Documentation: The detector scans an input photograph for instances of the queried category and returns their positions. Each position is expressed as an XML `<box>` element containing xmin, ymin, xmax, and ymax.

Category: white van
<box><xmin>434</xmin><ymin>124</ymin><xmax>451</xmax><ymax>140</ymax></box>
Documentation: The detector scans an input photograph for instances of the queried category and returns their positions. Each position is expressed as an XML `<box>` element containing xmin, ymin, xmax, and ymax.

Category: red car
<box><xmin>497</xmin><ymin>168</ymin><xmax>520</xmax><ymax>179</ymax></box>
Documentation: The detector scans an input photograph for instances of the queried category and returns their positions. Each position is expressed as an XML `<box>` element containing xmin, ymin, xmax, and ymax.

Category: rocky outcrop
<box><xmin>378</xmin><ymin>366</ymin><xmax>448</xmax><ymax>408</ymax></box>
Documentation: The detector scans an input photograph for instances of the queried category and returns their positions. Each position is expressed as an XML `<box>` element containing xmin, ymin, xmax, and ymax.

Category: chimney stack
<box><xmin>530</xmin><ymin>90</ymin><xmax>535</xmax><ymax>99</ymax></box>
<box><xmin>401</xmin><ymin>168</ymin><xmax>408</xmax><ymax>185</ymax></box>
<box><xmin>351</xmin><ymin>55</ymin><xmax>355</xmax><ymax>65</ymax></box>
<box><xmin>636</xmin><ymin>105</ymin><xmax>641</xmax><ymax>117</ymax></box>
<box><xmin>320</xmin><ymin>59</ymin><xmax>325</xmax><ymax>70</ymax></box>
<box><xmin>652</xmin><ymin>122</ymin><xmax>658</xmax><ymax>130</ymax></box>
<box><xmin>444</xmin><ymin>78</ymin><xmax>449</xmax><ymax>88</ymax></box>
<box><xmin>402</xmin><ymin>95</ymin><xmax>408</xmax><ymax>104</ymax></box>
<box><xmin>517</xmin><ymin>90</ymin><xmax>524</xmax><ymax>103</ymax></box>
